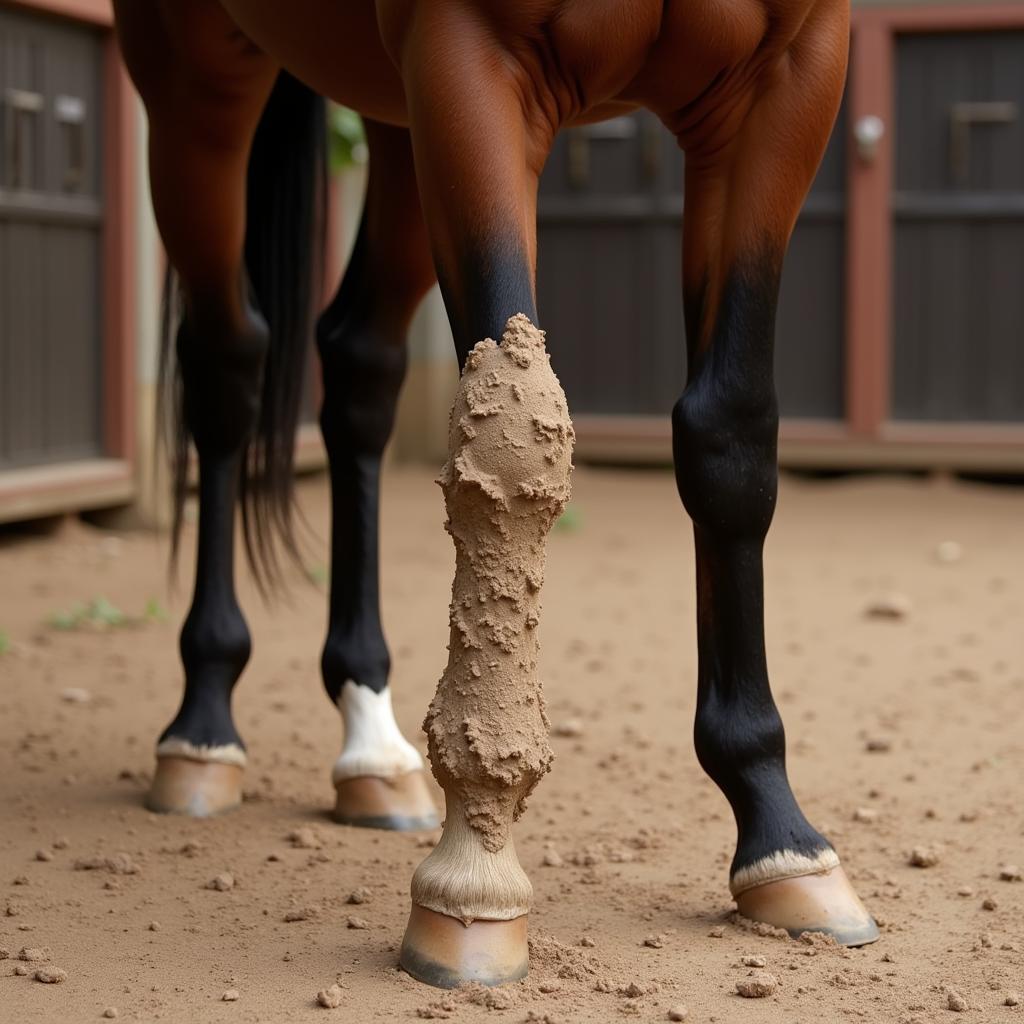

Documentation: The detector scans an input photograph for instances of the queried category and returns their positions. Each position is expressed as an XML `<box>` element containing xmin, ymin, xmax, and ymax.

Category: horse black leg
<box><xmin>115</xmin><ymin>1</ymin><xmax>278</xmax><ymax>815</ymax></box>
<box><xmin>316</xmin><ymin>122</ymin><xmax>439</xmax><ymax>829</ymax></box>
<box><xmin>671</xmin><ymin>13</ymin><xmax>877</xmax><ymax>943</ymax></box>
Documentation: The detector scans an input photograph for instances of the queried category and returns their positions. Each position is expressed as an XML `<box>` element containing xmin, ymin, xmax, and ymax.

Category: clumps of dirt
<box><xmin>18</xmin><ymin>947</ymin><xmax>48</xmax><ymax>962</ymax></box>
<box><xmin>528</xmin><ymin>932</ymin><xmax>603</xmax><ymax>983</ymax></box>
<box><xmin>998</xmin><ymin>864</ymin><xmax>1021</xmax><ymax>881</ymax></box>
<box><xmin>33</xmin><ymin>966</ymin><xmax>68</xmax><ymax>984</ymax></box>
<box><xmin>908</xmin><ymin>846</ymin><xmax>940</xmax><ymax>868</ymax></box>
<box><xmin>741</xmin><ymin>954</ymin><xmax>767</xmax><ymax>967</ymax></box>
<box><xmin>222</xmin><ymin>988</ymin><xmax>240</xmax><ymax>1001</ymax></box>
<box><xmin>667</xmin><ymin>1006</ymin><xmax>689</xmax><ymax>1021</ymax></box>
<box><xmin>73</xmin><ymin>852</ymin><xmax>140</xmax><ymax>875</ymax></box>
<box><xmin>283</xmin><ymin>905</ymin><xmax>320</xmax><ymax>923</ymax></box>
<box><xmin>345</xmin><ymin>916</ymin><xmax>369</xmax><ymax>930</ymax></box>
<box><xmin>34</xmin><ymin>849</ymin><xmax>53</xmax><ymax>862</ymax></box>
<box><xmin>316</xmin><ymin>983</ymin><xmax>344</xmax><ymax>1008</ymax></box>
<box><xmin>287</xmin><ymin>827</ymin><xmax>322</xmax><ymax>850</ymax></box>
<box><xmin>864</xmin><ymin>592</ymin><xmax>912</xmax><ymax>620</ymax></box>
<box><xmin>946</xmin><ymin>989</ymin><xmax>968</xmax><ymax>1012</ymax></box>
<box><xmin>346</xmin><ymin>887</ymin><xmax>371</xmax><ymax>904</ymax></box>
<box><xmin>730</xmin><ymin>913</ymin><xmax>790</xmax><ymax>940</ymax></box>
<box><xmin>736</xmin><ymin>971</ymin><xmax>778</xmax><ymax>998</ymax></box>
<box><xmin>206</xmin><ymin>872</ymin><xmax>235</xmax><ymax>891</ymax></box>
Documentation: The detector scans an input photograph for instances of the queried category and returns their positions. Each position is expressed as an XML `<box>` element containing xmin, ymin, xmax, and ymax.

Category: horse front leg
<box><xmin>385</xmin><ymin>13</ymin><xmax>572</xmax><ymax>988</ymax></box>
<box><xmin>317</xmin><ymin>121</ymin><xmax>439</xmax><ymax>829</ymax></box>
<box><xmin>672</xmin><ymin>10</ymin><xmax>877</xmax><ymax>944</ymax></box>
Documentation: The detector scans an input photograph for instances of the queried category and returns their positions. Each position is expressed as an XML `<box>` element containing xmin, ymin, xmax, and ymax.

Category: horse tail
<box><xmin>159</xmin><ymin>71</ymin><xmax>327</xmax><ymax>585</ymax></box>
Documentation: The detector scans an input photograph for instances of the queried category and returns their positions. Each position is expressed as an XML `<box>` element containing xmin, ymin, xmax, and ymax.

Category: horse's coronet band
<box><xmin>146</xmin><ymin>756</ymin><xmax>244</xmax><ymax>817</ymax></box>
<box><xmin>734</xmin><ymin>864</ymin><xmax>880</xmax><ymax>948</ymax></box>
<box><xmin>399</xmin><ymin>903</ymin><xmax>529</xmax><ymax>989</ymax></box>
<box><xmin>333</xmin><ymin>770</ymin><xmax>439</xmax><ymax>831</ymax></box>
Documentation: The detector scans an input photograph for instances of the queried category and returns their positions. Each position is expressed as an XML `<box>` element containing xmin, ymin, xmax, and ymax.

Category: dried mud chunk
<box><xmin>317</xmin><ymin>983</ymin><xmax>344</xmax><ymax>1009</ymax></box>
<box><xmin>736</xmin><ymin>971</ymin><xmax>778</xmax><ymax>998</ymax></box>
<box><xmin>206</xmin><ymin>872</ymin><xmax>235</xmax><ymax>891</ymax></box>
<box><xmin>908</xmin><ymin>846</ymin><xmax>939</xmax><ymax>868</ymax></box>
<box><xmin>946</xmin><ymin>990</ymin><xmax>967</xmax><ymax>1012</ymax></box>
<box><xmin>998</xmin><ymin>864</ymin><xmax>1022</xmax><ymax>882</ymax></box>
<box><xmin>34</xmin><ymin>967</ymin><xmax>68</xmax><ymax>984</ymax></box>
<box><xmin>668</xmin><ymin>1008</ymin><xmax>689</xmax><ymax>1022</ymax></box>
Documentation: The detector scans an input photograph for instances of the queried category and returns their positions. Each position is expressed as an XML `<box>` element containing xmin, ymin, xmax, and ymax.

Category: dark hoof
<box><xmin>333</xmin><ymin>771</ymin><xmax>440</xmax><ymax>831</ymax></box>
<box><xmin>399</xmin><ymin>904</ymin><xmax>529</xmax><ymax>988</ymax></box>
<box><xmin>146</xmin><ymin>756</ymin><xmax>244</xmax><ymax>817</ymax></box>
<box><xmin>734</xmin><ymin>865</ymin><xmax>880</xmax><ymax>947</ymax></box>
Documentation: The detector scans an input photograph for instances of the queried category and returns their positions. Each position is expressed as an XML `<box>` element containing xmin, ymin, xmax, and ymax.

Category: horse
<box><xmin>112</xmin><ymin>0</ymin><xmax>877</xmax><ymax>989</ymax></box>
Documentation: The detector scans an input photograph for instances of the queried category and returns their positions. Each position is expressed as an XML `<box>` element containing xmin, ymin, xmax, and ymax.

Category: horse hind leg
<box><xmin>114</xmin><ymin>1</ymin><xmax>278</xmax><ymax>815</ymax></box>
<box><xmin>671</xmin><ymin>9</ymin><xmax>877</xmax><ymax>945</ymax></box>
<box><xmin>385</xmin><ymin>14</ymin><xmax>573</xmax><ymax>987</ymax></box>
<box><xmin>316</xmin><ymin>121</ymin><xmax>439</xmax><ymax>830</ymax></box>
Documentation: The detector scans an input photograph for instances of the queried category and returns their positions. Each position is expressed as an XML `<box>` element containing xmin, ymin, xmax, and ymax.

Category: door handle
<box><xmin>949</xmin><ymin>100</ymin><xmax>1018</xmax><ymax>185</ymax></box>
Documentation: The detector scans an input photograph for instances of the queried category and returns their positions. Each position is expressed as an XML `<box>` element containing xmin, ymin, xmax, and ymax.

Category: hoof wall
<box><xmin>145</xmin><ymin>757</ymin><xmax>244</xmax><ymax>817</ymax></box>
<box><xmin>735</xmin><ymin>865</ymin><xmax>880</xmax><ymax>947</ymax></box>
<box><xmin>400</xmin><ymin>904</ymin><xmax>528</xmax><ymax>988</ymax></box>
<box><xmin>333</xmin><ymin>771</ymin><xmax>439</xmax><ymax>831</ymax></box>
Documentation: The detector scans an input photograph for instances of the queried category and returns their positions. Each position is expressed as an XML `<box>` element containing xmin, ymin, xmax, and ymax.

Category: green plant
<box><xmin>48</xmin><ymin>597</ymin><xmax>167</xmax><ymax>632</ymax></box>
<box><xmin>328</xmin><ymin>106</ymin><xmax>368</xmax><ymax>173</ymax></box>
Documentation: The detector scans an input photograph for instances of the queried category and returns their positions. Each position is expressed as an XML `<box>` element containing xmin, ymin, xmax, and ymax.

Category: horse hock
<box><xmin>400</xmin><ymin>315</ymin><xmax>574</xmax><ymax>987</ymax></box>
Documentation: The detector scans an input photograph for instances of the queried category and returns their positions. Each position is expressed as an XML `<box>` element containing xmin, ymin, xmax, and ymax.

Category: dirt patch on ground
<box><xmin>1</xmin><ymin>466</ymin><xmax>1022</xmax><ymax>1022</ymax></box>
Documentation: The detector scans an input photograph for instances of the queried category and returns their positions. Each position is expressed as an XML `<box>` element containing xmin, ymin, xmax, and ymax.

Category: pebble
<box><xmin>34</xmin><ymin>967</ymin><xmax>68</xmax><ymax>984</ymax></box>
<box><xmin>553</xmin><ymin>719</ymin><xmax>585</xmax><ymax>738</ymax></box>
<box><xmin>207</xmin><ymin>873</ymin><xmax>235</xmax><ymax>892</ymax></box>
<box><xmin>34</xmin><ymin>849</ymin><xmax>53</xmax><ymax>862</ymax></box>
<box><xmin>667</xmin><ymin>1007</ymin><xmax>689</xmax><ymax>1022</ymax></box>
<box><xmin>579</xmin><ymin>936</ymin><xmax>596</xmax><ymax>948</ymax></box>
<box><xmin>741</xmin><ymin>955</ymin><xmax>767</xmax><ymax>968</ymax></box>
<box><xmin>13</xmin><ymin>964</ymin><xmax>29</xmax><ymax>976</ymax></box>
<box><xmin>982</xmin><ymin>898</ymin><xmax>997</xmax><ymax>910</ymax></box>
<box><xmin>542</xmin><ymin>849</ymin><xmax>564</xmax><ymax>868</ymax></box>
<box><xmin>18</xmin><ymin>947</ymin><xmax>47</xmax><ymax>962</ymax></box>
<box><xmin>708</xmin><ymin>926</ymin><xmax>725</xmax><ymax>938</ymax></box>
<box><xmin>317</xmin><ymin>983</ymin><xmax>344</xmax><ymax>1008</ymax></box>
<box><xmin>148</xmin><ymin>921</ymin><xmax>160</xmax><ymax>931</ymax></box>
<box><xmin>864</xmin><ymin>592</ymin><xmax>912</xmax><ymax>620</ymax></box>
<box><xmin>957</xmin><ymin>886</ymin><xmax>974</xmax><ymax>897</ymax></box>
<box><xmin>642</xmin><ymin>935</ymin><xmax>664</xmax><ymax>949</ymax></box>
<box><xmin>865</xmin><ymin>737</ymin><xmax>892</xmax><ymax>753</ymax></box>
<box><xmin>909</xmin><ymin>846</ymin><xmax>939</xmax><ymax>868</ymax></box>
<box><xmin>103</xmin><ymin>1009</ymin><xmax>119</xmax><ymax>1019</ymax></box>
<box><xmin>853</xmin><ymin>807</ymin><xmax>878</xmax><ymax>824</ymax></box>
<box><xmin>1005</xmin><ymin>992</ymin><xmax>1021</xmax><ymax>1007</ymax></box>
<box><xmin>222</xmin><ymin>989</ymin><xmax>240</xmax><ymax>1001</ymax></box>
<box><xmin>736</xmin><ymin>971</ymin><xmax>778</xmax><ymax>998</ymax></box>
<box><xmin>346</xmin><ymin>887</ymin><xmax>371</xmax><ymax>905</ymax></box>
<box><xmin>287</xmin><ymin>827</ymin><xmax>321</xmax><ymax>850</ymax></box>
<box><xmin>59</xmin><ymin>687</ymin><xmax>92</xmax><ymax>704</ymax></box>
<box><xmin>53</xmin><ymin>838</ymin><xmax>69</xmax><ymax>850</ymax></box>
<box><xmin>346</xmin><ymin>916</ymin><xmax>369</xmax><ymax>930</ymax></box>
<box><xmin>998</xmin><ymin>864</ymin><xmax>1021</xmax><ymax>882</ymax></box>
<box><xmin>947</xmin><ymin>990</ymin><xmax>967</xmax><ymax>1012</ymax></box>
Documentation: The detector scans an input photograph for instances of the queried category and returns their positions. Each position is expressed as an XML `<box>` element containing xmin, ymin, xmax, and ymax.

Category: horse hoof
<box><xmin>145</xmin><ymin>756</ymin><xmax>244</xmax><ymax>817</ymax></box>
<box><xmin>399</xmin><ymin>903</ymin><xmax>528</xmax><ymax>988</ymax></box>
<box><xmin>734</xmin><ymin>865</ymin><xmax>880</xmax><ymax>947</ymax></box>
<box><xmin>333</xmin><ymin>770</ymin><xmax>440</xmax><ymax>831</ymax></box>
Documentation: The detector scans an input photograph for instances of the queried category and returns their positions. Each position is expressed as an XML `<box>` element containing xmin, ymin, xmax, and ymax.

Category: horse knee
<box><xmin>671</xmin><ymin>377</ymin><xmax>778</xmax><ymax>540</ymax></box>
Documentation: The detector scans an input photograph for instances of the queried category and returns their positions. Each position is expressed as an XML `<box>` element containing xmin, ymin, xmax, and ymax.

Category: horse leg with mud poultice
<box><xmin>113</xmin><ymin>0</ymin><xmax>878</xmax><ymax>989</ymax></box>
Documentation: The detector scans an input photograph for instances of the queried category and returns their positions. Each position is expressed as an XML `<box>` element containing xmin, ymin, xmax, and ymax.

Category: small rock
<box><xmin>935</xmin><ymin>541</ymin><xmax>963</xmax><ymax>564</ymax></box>
<box><xmin>982</xmin><ymin>897</ymin><xmax>997</xmax><ymax>910</ymax></box>
<box><xmin>222</xmin><ymin>989</ymin><xmax>240</xmax><ymax>1002</ymax></box>
<box><xmin>284</xmin><ymin>905</ymin><xmax>319</xmax><ymax>923</ymax></box>
<box><xmin>642</xmin><ymin>934</ymin><xmax>664</xmax><ymax>949</ymax></box>
<box><xmin>998</xmin><ymin>864</ymin><xmax>1022</xmax><ymax>882</ymax></box>
<box><xmin>853</xmin><ymin>807</ymin><xmax>878</xmax><ymax>824</ymax></box>
<box><xmin>946</xmin><ymin>990</ymin><xmax>967</xmax><ymax>1012</ymax></box>
<box><xmin>667</xmin><ymin>1007</ymin><xmax>689</xmax><ymax>1022</ymax></box>
<box><xmin>206</xmin><ymin>873</ymin><xmax>234</xmax><ymax>892</ymax></box>
<box><xmin>909</xmin><ymin>846</ymin><xmax>939</xmax><ymax>868</ymax></box>
<box><xmin>865</xmin><ymin>737</ymin><xmax>892</xmax><ymax>753</ymax></box>
<box><xmin>34</xmin><ymin>967</ymin><xmax>68</xmax><ymax>984</ymax></box>
<box><xmin>956</xmin><ymin>886</ymin><xmax>974</xmax><ymax>897</ymax></box>
<box><xmin>1005</xmin><ymin>992</ymin><xmax>1021</xmax><ymax>1007</ymax></box>
<box><xmin>864</xmin><ymin>592</ymin><xmax>912</xmax><ymax>620</ymax></box>
<box><xmin>317</xmin><ymin>983</ymin><xmax>344</xmax><ymax>1009</ymax></box>
<box><xmin>18</xmin><ymin>947</ymin><xmax>47</xmax><ymax>962</ymax></box>
<box><xmin>736</xmin><ymin>971</ymin><xmax>778</xmax><ymax>998</ymax></box>
<box><xmin>346</xmin><ymin>887</ymin><xmax>371</xmax><ymax>905</ymax></box>
<box><xmin>0</xmin><ymin>947</ymin><xmax>8</xmax><ymax>959</ymax></box>
<box><xmin>287</xmin><ymin>827</ymin><xmax>321</xmax><ymax>850</ymax></box>
<box><xmin>52</xmin><ymin>838</ymin><xmax>69</xmax><ymax>850</ymax></box>
<box><xmin>103</xmin><ymin>1009</ymin><xmax>119</xmax><ymax>1019</ymax></box>
<box><xmin>553</xmin><ymin>719</ymin><xmax>584</xmax><ymax>738</ymax></box>
<box><xmin>542</xmin><ymin>848</ymin><xmax>563</xmax><ymax>868</ymax></box>
<box><xmin>34</xmin><ymin>849</ymin><xmax>53</xmax><ymax>863</ymax></box>
<box><xmin>579</xmin><ymin>936</ymin><xmax>596</xmax><ymax>948</ymax></box>
<box><xmin>13</xmin><ymin>964</ymin><xmax>29</xmax><ymax>976</ymax></box>
<box><xmin>708</xmin><ymin>925</ymin><xmax>725</xmax><ymax>938</ymax></box>
<box><xmin>346</xmin><ymin>916</ymin><xmax>369</xmax><ymax>930</ymax></box>
<box><xmin>148</xmin><ymin>921</ymin><xmax>160</xmax><ymax>931</ymax></box>
<box><xmin>60</xmin><ymin>687</ymin><xmax>92</xmax><ymax>704</ymax></box>
<box><xmin>741</xmin><ymin>955</ymin><xmax>767</xmax><ymax>968</ymax></box>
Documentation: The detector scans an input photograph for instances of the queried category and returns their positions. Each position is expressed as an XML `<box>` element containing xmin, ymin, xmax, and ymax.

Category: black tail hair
<box><xmin>159</xmin><ymin>72</ymin><xmax>327</xmax><ymax>587</ymax></box>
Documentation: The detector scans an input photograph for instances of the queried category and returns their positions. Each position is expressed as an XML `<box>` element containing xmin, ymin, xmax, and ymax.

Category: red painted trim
<box><xmin>101</xmin><ymin>33</ymin><xmax>137</xmax><ymax>463</ymax></box>
<box><xmin>845</xmin><ymin>16</ymin><xmax>893</xmax><ymax>437</ymax></box>
<box><xmin>854</xmin><ymin>5</ymin><xmax>1024</xmax><ymax>33</ymax></box>
<box><xmin>4</xmin><ymin>0</ymin><xmax>112</xmax><ymax>26</ymax></box>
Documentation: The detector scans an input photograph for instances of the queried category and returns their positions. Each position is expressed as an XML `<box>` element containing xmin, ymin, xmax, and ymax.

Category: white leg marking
<box><xmin>730</xmin><ymin>847</ymin><xmax>841</xmax><ymax>897</ymax></box>
<box><xmin>155</xmin><ymin>737</ymin><xmax>248</xmax><ymax>768</ymax></box>
<box><xmin>332</xmin><ymin>681</ymin><xmax>424</xmax><ymax>783</ymax></box>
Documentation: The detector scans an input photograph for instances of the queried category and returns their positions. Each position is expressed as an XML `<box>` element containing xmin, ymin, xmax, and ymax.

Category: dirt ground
<box><xmin>1</xmin><ymin>466</ymin><xmax>1022</xmax><ymax>1023</ymax></box>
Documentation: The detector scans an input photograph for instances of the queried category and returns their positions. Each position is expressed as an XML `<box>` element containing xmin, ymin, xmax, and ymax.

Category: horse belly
<box><xmin>218</xmin><ymin>0</ymin><xmax>409</xmax><ymax>125</ymax></box>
